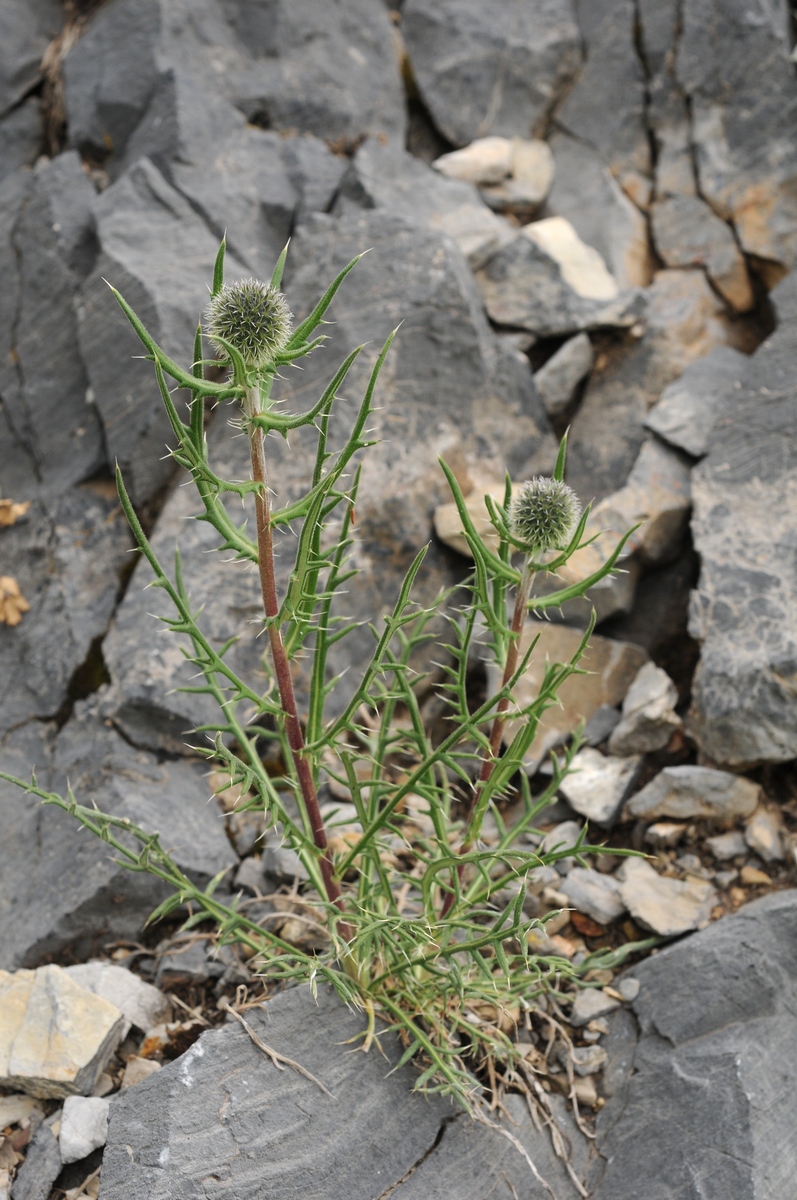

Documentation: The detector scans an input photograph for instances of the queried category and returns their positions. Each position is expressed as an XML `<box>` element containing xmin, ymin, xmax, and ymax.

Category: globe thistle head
<box><xmin>509</xmin><ymin>477</ymin><xmax>581</xmax><ymax>553</ymax></box>
<box><xmin>206</xmin><ymin>278</ymin><xmax>293</xmax><ymax>370</ymax></box>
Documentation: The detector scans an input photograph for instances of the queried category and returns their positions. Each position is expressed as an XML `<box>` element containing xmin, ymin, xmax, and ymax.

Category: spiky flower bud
<box><xmin>509</xmin><ymin>477</ymin><xmax>581</xmax><ymax>552</ymax></box>
<box><xmin>206</xmin><ymin>278</ymin><xmax>293</xmax><ymax>369</ymax></box>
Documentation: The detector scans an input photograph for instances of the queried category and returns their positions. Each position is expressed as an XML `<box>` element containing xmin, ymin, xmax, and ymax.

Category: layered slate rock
<box><xmin>0</xmin><ymin>99</ymin><xmax>43</xmax><ymax>185</ymax></box>
<box><xmin>64</xmin><ymin>0</ymin><xmax>405</xmax><ymax>160</ymax></box>
<box><xmin>100</xmin><ymin>985</ymin><xmax>588</xmax><ymax>1200</ymax></box>
<box><xmin>645</xmin><ymin>344</ymin><xmax>749</xmax><ymax>458</ymax></box>
<box><xmin>0</xmin><ymin>0</ymin><xmax>62</xmax><ymax>117</ymax></box>
<box><xmin>0</xmin><ymin>486</ymin><xmax>132</xmax><ymax>738</ymax></box>
<box><xmin>402</xmin><ymin>0</ymin><xmax>581</xmax><ymax>146</ymax></box>
<box><xmin>590</xmin><ymin>890</ymin><xmax>797</xmax><ymax>1199</ymax></box>
<box><xmin>0</xmin><ymin>706</ymin><xmax>234</xmax><ymax>970</ymax></box>
<box><xmin>0</xmin><ymin>154</ymin><xmax>105</xmax><ymax>499</ymax></box>
<box><xmin>103</xmin><ymin>209</ymin><xmax>556</xmax><ymax>750</ymax></box>
<box><xmin>688</xmin><ymin>273</ymin><xmax>797</xmax><ymax>764</ymax></box>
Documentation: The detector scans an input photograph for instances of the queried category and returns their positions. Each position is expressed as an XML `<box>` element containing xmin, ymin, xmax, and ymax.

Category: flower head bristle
<box><xmin>206</xmin><ymin>278</ymin><xmax>293</xmax><ymax>369</ymax></box>
<box><xmin>510</xmin><ymin>477</ymin><xmax>581</xmax><ymax>552</ymax></box>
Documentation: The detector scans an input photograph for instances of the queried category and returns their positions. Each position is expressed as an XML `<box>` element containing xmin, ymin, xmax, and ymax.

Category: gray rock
<box><xmin>714</xmin><ymin>868</ymin><xmax>739</xmax><ymax>890</ymax></box>
<box><xmin>688</xmin><ymin>305</ymin><xmax>797</xmax><ymax>765</ymax></box>
<box><xmin>559</xmin><ymin>868</ymin><xmax>626</xmax><ymax>926</ymax></box>
<box><xmin>540</xmin><ymin>820</ymin><xmax>585</xmax><ymax>875</ymax></box>
<box><xmin>0</xmin><ymin>154</ymin><xmax>105</xmax><ymax>499</ymax></box>
<box><xmin>566</xmin><ymin>268</ymin><xmax>741</xmax><ymax>503</ymax></box>
<box><xmin>9</xmin><ymin>1118</ymin><xmax>62</xmax><ymax>1200</ymax></box>
<box><xmin>591</xmin><ymin>890</ymin><xmax>797</xmax><ymax>1199</ymax></box>
<box><xmin>334</xmin><ymin>138</ymin><xmax>515</xmax><ymax>270</ymax></box>
<box><xmin>263</xmin><ymin>843</ymin><xmax>310</xmax><ymax>884</ymax></box>
<box><xmin>637</xmin><ymin>0</ymin><xmax>696</xmax><ymax>202</ymax></box>
<box><xmin>76</xmin><ymin>157</ymin><xmax>249</xmax><ymax>504</ymax></box>
<box><xmin>557</xmin><ymin>0</ymin><xmax>652</xmax><ymax>209</ymax></box>
<box><xmin>608</xmin><ymin>662</ymin><xmax>681</xmax><ymax>756</ymax></box>
<box><xmin>544</xmin><ymin>131</ymin><xmax>652</xmax><ymax>289</ymax></box>
<box><xmin>705</xmin><ymin>830</ymin><xmax>747</xmax><ymax>861</ymax></box>
<box><xmin>745</xmin><ymin>808</ymin><xmax>786</xmax><ymax>863</ymax></box>
<box><xmin>228</xmin><ymin>0</ymin><xmax>406</xmax><ymax>144</ymax></box>
<box><xmin>581</xmin><ymin>704</ymin><xmax>622</xmax><ymax>747</ymax></box>
<box><xmin>643</xmin><ymin>822</ymin><xmax>686</xmax><ymax>850</ymax></box>
<box><xmin>616</xmin><ymin>857</ymin><xmax>716</xmax><ymax>936</ymax></box>
<box><xmin>645</xmin><ymin>344</ymin><xmax>749</xmax><ymax>458</ymax></box>
<box><xmin>569</xmin><ymin>987</ymin><xmax>621</xmax><ymax>1028</ymax></box>
<box><xmin>100</xmin><ymin>985</ymin><xmax>587</xmax><ymax>1199</ymax></box>
<box><xmin>558</xmin><ymin>747</ymin><xmax>641</xmax><ymax>826</ymax></box>
<box><xmin>674</xmin><ymin>0</ymin><xmax>797</xmax><ymax>273</ymax></box>
<box><xmin>59</xmin><ymin>1096</ymin><xmax>111</xmax><ymax>1164</ymax></box>
<box><xmin>0</xmin><ymin>708</ymin><xmax>235</xmax><ymax>970</ymax></box>
<box><xmin>650</xmin><ymin>195</ymin><xmax>754</xmax><ymax>313</ymax></box>
<box><xmin>477</xmin><ymin>218</ymin><xmax>644</xmax><ymax>337</ymax></box>
<box><xmin>0</xmin><ymin>0</ymin><xmax>62</xmax><ymax>117</ymax></box>
<box><xmin>534</xmin><ymin>332</ymin><xmax>594</xmax><ymax>419</ymax></box>
<box><xmin>0</xmin><ymin>486</ymin><xmax>132</xmax><ymax>738</ymax></box>
<box><xmin>280</xmin><ymin>133</ymin><xmax>348</xmax><ymax>222</ymax></box>
<box><xmin>616</xmin><ymin>976</ymin><xmax>639</xmax><ymax>1002</ymax></box>
<box><xmin>625</xmin><ymin>765</ymin><xmax>761</xmax><ymax>824</ymax></box>
<box><xmin>0</xmin><ymin>100</ymin><xmax>43</xmax><ymax>184</ymax></box>
<box><xmin>103</xmin><ymin>209</ymin><xmax>555</xmax><ymax>747</ymax></box>
<box><xmin>402</xmin><ymin>0</ymin><xmax>581</xmax><ymax>147</ymax></box>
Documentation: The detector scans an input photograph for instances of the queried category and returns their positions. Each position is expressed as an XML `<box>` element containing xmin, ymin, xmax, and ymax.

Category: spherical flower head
<box><xmin>206</xmin><ymin>278</ymin><xmax>293</xmax><ymax>370</ymax></box>
<box><xmin>509</xmin><ymin>477</ymin><xmax>581</xmax><ymax>552</ymax></box>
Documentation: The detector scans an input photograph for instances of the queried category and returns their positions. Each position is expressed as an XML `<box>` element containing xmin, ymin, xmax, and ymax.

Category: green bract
<box><xmin>510</xmin><ymin>476</ymin><xmax>581</xmax><ymax>553</ymax></box>
<box><xmin>207</xmin><ymin>277</ymin><xmax>293</xmax><ymax>368</ymax></box>
<box><xmin>1</xmin><ymin>238</ymin><xmax>644</xmax><ymax>1117</ymax></box>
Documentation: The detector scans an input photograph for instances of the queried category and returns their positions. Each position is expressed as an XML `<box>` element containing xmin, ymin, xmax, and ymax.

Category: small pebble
<box><xmin>740</xmin><ymin>864</ymin><xmax>772</xmax><ymax>886</ymax></box>
<box><xmin>617</xmin><ymin>977</ymin><xmax>640</xmax><ymax>1002</ymax></box>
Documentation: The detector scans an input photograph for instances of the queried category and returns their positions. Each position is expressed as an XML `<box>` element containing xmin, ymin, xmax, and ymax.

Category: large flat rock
<box><xmin>688</xmin><ymin>275</ymin><xmax>797</xmax><ymax>765</ymax></box>
<box><xmin>0</xmin><ymin>706</ymin><xmax>235</xmax><ymax>969</ymax></box>
<box><xmin>99</xmin><ymin>985</ymin><xmax>588</xmax><ymax>1200</ymax></box>
<box><xmin>591</xmin><ymin>890</ymin><xmax>797</xmax><ymax>1198</ymax></box>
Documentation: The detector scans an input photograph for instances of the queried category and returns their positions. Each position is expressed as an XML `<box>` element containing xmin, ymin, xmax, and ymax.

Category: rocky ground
<box><xmin>1</xmin><ymin>1</ymin><xmax>797</xmax><ymax>1198</ymax></box>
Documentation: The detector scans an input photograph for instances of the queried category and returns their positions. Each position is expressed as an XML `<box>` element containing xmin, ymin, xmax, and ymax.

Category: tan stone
<box><xmin>433</xmin><ymin>475</ymin><xmax>516</xmax><ymax>557</ymax></box>
<box><xmin>493</xmin><ymin>622</ymin><xmax>647</xmax><ymax>766</ymax></box>
<box><xmin>120</xmin><ymin>1056</ymin><xmax>162</xmax><ymax>1090</ymax></box>
<box><xmin>524</xmin><ymin>218</ymin><xmax>620</xmax><ymax>301</ymax></box>
<box><xmin>0</xmin><ymin>965</ymin><xmax>124</xmax><ymax>1099</ymax></box>
<box><xmin>617</xmin><ymin>858</ymin><xmax>716</xmax><ymax>936</ymax></box>
<box><xmin>432</xmin><ymin>137</ymin><xmax>513</xmax><ymax>185</ymax></box>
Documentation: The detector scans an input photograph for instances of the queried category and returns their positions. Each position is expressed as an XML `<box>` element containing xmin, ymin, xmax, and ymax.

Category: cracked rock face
<box><xmin>99</xmin><ymin>985</ymin><xmax>589</xmax><ymax>1200</ymax></box>
<box><xmin>0</xmin><ymin>708</ymin><xmax>235</xmax><ymax>970</ymax></box>
<box><xmin>589</xmin><ymin>891</ymin><xmax>797</xmax><ymax>1199</ymax></box>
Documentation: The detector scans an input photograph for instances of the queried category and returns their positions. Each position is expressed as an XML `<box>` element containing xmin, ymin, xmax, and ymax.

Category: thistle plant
<box><xmin>2</xmin><ymin>241</ymin><xmax>641</xmax><ymax>1108</ymax></box>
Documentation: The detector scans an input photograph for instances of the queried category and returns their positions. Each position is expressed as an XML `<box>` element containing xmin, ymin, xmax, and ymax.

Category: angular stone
<box><xmin>688</xmin><ymin>296</ymin><xmax>797</xmax><ymax>765</ymax></box>
<box><xmin>582</xmin><ymin>704</ymin><xmax>622</xmax><ymax>747</ymax></box>
<box><xmin>705</xmin><ymin>830</ymin><xmax>747</xmax><ymax>861</ymax></box>
<box><xmin>590</xmin><ymin>891</ymin><xmax>797</xmax><ymax>1200</ymax></box>
<box><xmin>625</xmin><ymin>765</ymin><xmax>761</xmax><ymax>824</ymax></box>
<box><xmin>651</xmin><ymin>195</ymin><xmax>754</xmax><ymax>312</ymax></box>
<box><xmin>229</xmin><ymin>0</ymin><xmax>406</xmax><ymax>144</ymax></box>
<box><xmin>608</xmin><ymin>662</ymin><xmax>681</xmax><ymax>756</ymax></box>
<box><xmin>496</xmin><ymin>622</ymin><xmax>647</xmax><ymax>767</ymax></box>
<box><xmin>63</xmin><ymin>964</ymin><xmax>171</xmax><ymax>1039</ymax></box>
<box><xmin>558</xmin><ymin>747</ymin><xmax>641</xmax><ymax>826</ymax></box>
<box><xmin>0</xmin><ymin>0</ymin><xmax>62</xmax><ymax>117</ymax></box>
<box><xmin>59</xmin><ymin>1096</ymin><xmax>111</xmax><ymax>1164</ymax></box>
<box><xmin>0</xmin><ymin>966</ymin><xmax>123</xmax><ymax>1099</ymax></box>
<box><xmin>8</xmin><ymin>1117</ymin><xmax>61</xmax><ymax>1200</ymax></box>
<box><xmin>335</xmin><ymin>139</ymin><xmax>514</xmax><ymax>270</ymax></box>
<box><xmin>480</xmin><ymin>139</ymin><xmax>556</xmax><ymax>212</ymax></box>
<box><xmin>544</xmin><ymin>132</ymin><xmax>653</xmax><ymax>289</ymax></box>
<box><xmin>403</xmin><ymin>0</ymin><xmax>581</xmax><ymax>147</ymax></box>
<box><xmin>0</xmin><ymin>101</ymin><xmax>43</xmax><ymax>185</ymax></box>
<box><xmin>0</xmin><ymin>154</ymin><xmax>105</xmax><ymax>499</ymax></box>
<box><xmin>745</xmin><ymin>808</ymin><xmax>786</xmax><ymax>863</ymax></box>
<box><xmin>557</xmin><ymin>0</ymin><xmax>652</xmax><ymax>208</ymax></box>
<box><xmin>103</xmin><ymin>209</ymin><xmax>555</xmax><ymax>747</ymax></box>
<box><xmin>675</xmin><ymin>0</ymin><xmax>797</xmax><ymax>273</ymax></box>
<box><xmin>477</xmin><ymin>217</ymin><xmax>643</xmax><ymax>337</ymax></box>
<box><xmin>560</xmin><ymin>867</ymin><xmax>626</xmax><ymax>926</ymax></box>
<box><xmin>566</xmin><ymin>269</ymin><xmax>741</xmax><ymax>503</ymax></box>
<box><xmin>540</xmin><ymin>820</ymin><xmax>584</xmax><ymax>874</ymax></box>
<box><xmin>643</xmin><ymin>822</ymin><xmax>686</xmax><ymax>850</ymax></box>
<box><xmin>433</xmin><ymin>473</ymin><xmax>512</xmax><ymax>558</ymax></box>
<box><xmin>120</xmin><ymin>1056</ymin><xmax>161</xmax><ymax>1091</ymax></box>
<box><xmin>616</xmin><ymin>857</ymin><xmax>716</xmax><ymax>936</ymax></box>
<box><xmin>534</xmin><ymin>332</ymin><xmax>594</xmax><ymax>419</ymax></box>
<box><xmin>0</xmin><ymin>708</ymin><xmax>235</xmax><ymax>970</ymax></box>
<box><xmin>280</xmin><ymin>134</ymin><xmax>348</xmax><ymax>224</ymax></box>
<box><xmin>0</xmin><ymin>485</ymin><xmax>132</xmax><ymax>739</ymax></box>
<box><xmin>570</xmin><ymin>987</ymin><xmax>621</xmax><ymax>1029</ymax></box>
<box><xmin>645</xmin><ymin>344</ymin><xmax>749</xmax><ymax>458</ymax></box>
<box><xmin>432</xmin><ymin>136</ymin><xmax>514</xmax><ymax>184</ymax></box>
<box><xmin>76</xmin><ymin>157</ymin><xmax>249</xmax><ymax>504</ymax></box>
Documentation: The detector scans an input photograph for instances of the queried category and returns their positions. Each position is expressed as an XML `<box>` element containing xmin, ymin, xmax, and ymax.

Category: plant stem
<box><xmin>440</xmin><ymin>555</ymin><xmax>534</xmax><ymax>918</ymax></box>
<box><xmin>243</xmin><ymin>384</ymin><xmax>352</xmax><ymax>939</ymax></box>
